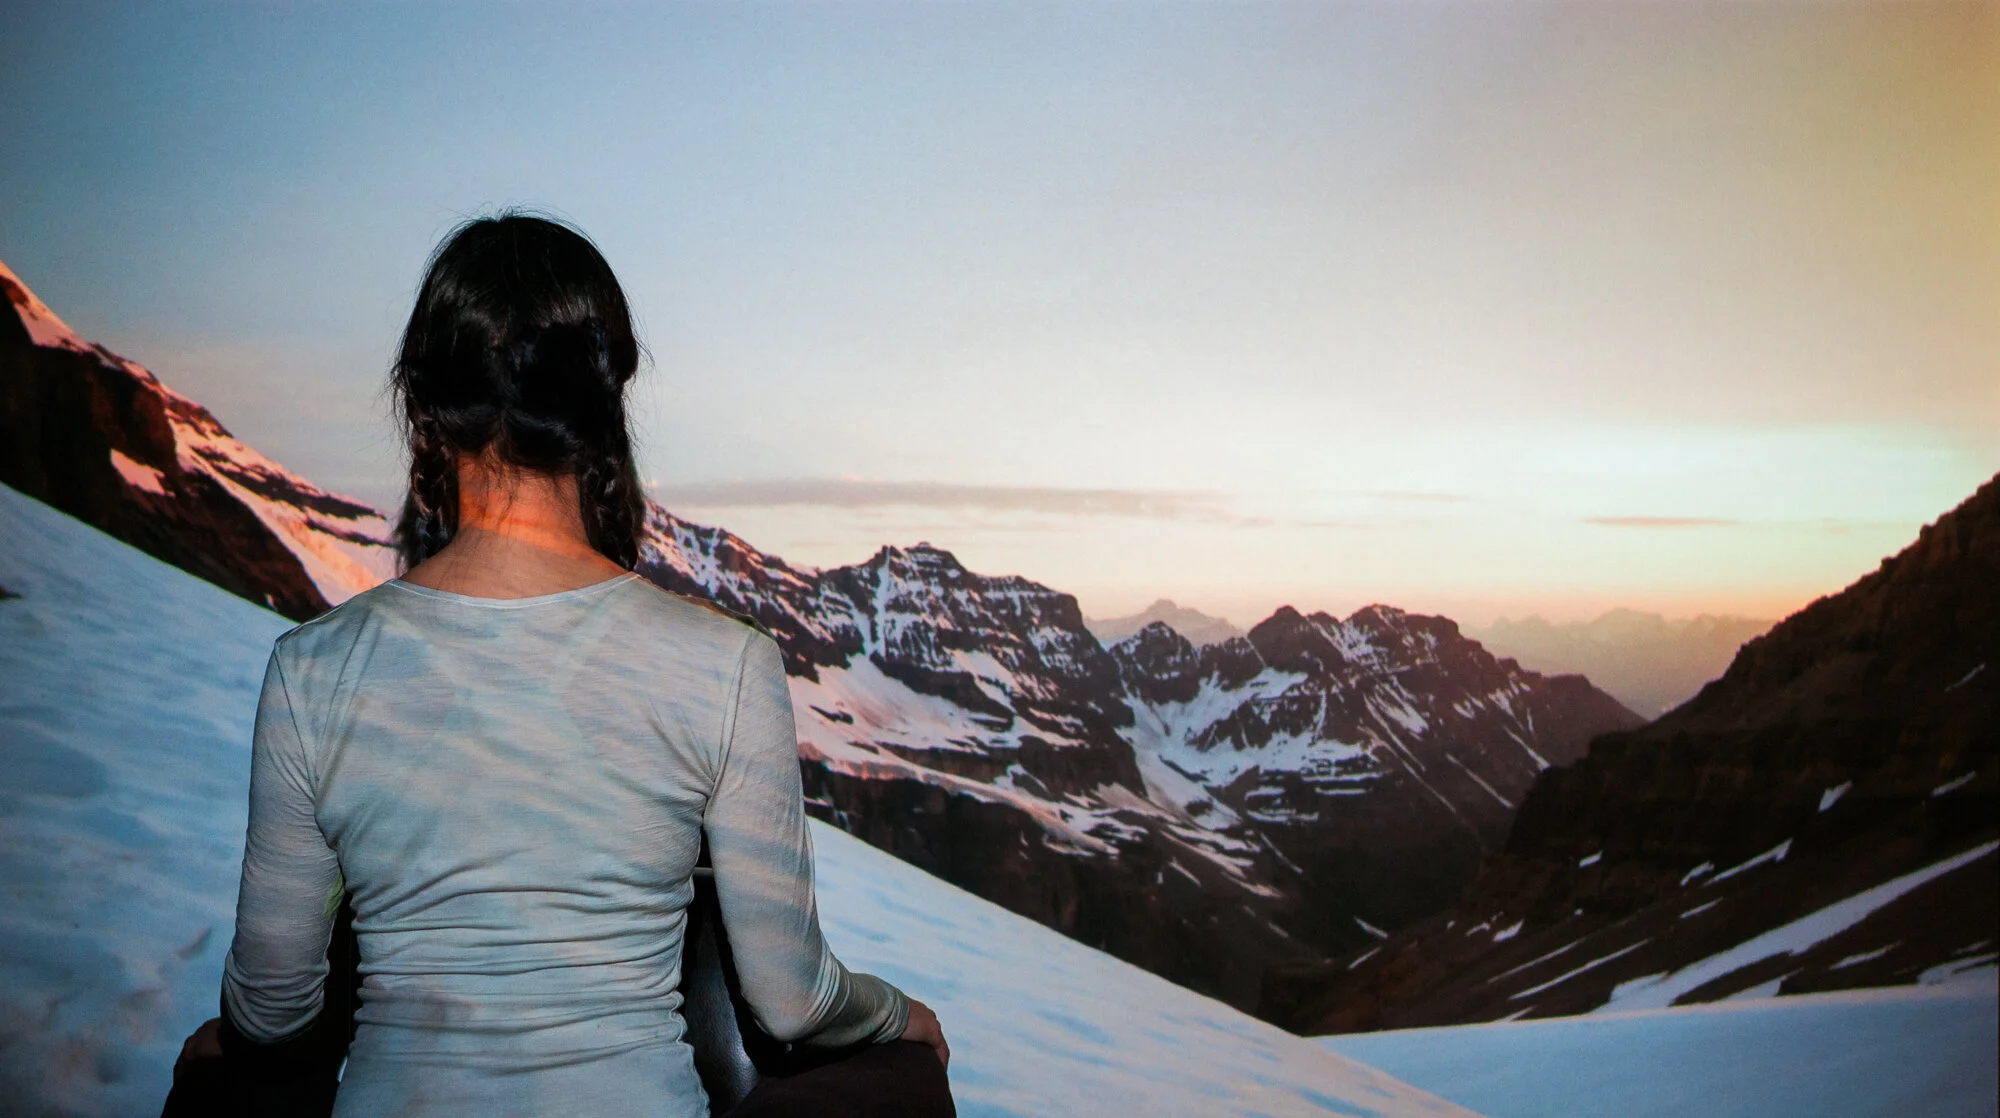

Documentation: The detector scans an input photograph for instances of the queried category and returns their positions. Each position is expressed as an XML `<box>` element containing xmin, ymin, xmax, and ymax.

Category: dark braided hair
<box><xmin>391</xmin><ymin>214</ymin><xmax>646</xmax><ymax>571</ymax></box>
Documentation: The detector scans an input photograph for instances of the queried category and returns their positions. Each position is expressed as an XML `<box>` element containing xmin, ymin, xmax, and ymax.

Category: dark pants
<box><xmin>162</xmin><ymin>1054</ymin><xmax>339</xmax><ymax>1118</ymax></box>
<box><xmin>166</xmin><ymin>858</ymin><xmax>952</xmax><ymax>1116</ymax></box>
<box><xmin>163</xmin><ymin>1039</ymin><xmax>953</xmax><ymax>1118</ymax></box>
<box><xmin>726</xmin><ymin>1040</ymin><xmax>954</xmax><ymax>1118</ymax></box>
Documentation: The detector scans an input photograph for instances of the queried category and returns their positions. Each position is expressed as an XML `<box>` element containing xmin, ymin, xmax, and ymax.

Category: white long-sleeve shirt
<box><xmin>221</xmin><ymin>573</ymin><xmax>909</xmax><ymax>1117</ymax></box>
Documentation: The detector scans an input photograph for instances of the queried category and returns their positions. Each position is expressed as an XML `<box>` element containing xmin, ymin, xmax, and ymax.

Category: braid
<box><xmin>395</xmin><ymin>416</ymin><xmax>460</xmax><ymax>570</ymax></box>
<box><xmin>577</xmin><ymin>419</ymin><xmax>645</xmax><ymax>570</ymax></box>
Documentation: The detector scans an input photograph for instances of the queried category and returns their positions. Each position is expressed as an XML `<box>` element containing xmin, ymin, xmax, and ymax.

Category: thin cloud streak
<box><xmin>650</xmin><ymin>478</ymin><xmax>1258</xmax><ymax>524</ymax></box>
<box><xmin>1365</xmin><ymin>490</ymin><xmax>1474</xmax><ymax>504</ymax></box>
<box><xmin>1585</xmin><ymin>516</ymin><xmax>1740</xmax><ymax>528</ymax></box>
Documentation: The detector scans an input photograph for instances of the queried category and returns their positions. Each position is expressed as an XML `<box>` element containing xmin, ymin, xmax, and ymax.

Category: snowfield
<box><xmin>0</xmin><ymin>489</ymin><xmax>291</xmax><ymax>1116</ymax></box>
<box><xmin>1320</xmin><ymin>981</ymin><xmax>1998</xmax><ymax>1118</ymax></box>
<box><xmin>0</xmin><ymin>482</ymin><xmax>1470</xmax><ymax>1118</ymax></box>
<box><xmin>809</xmin><ymin>818</ymin><xmax>1464</xmax><ymax>1118</ymax></box>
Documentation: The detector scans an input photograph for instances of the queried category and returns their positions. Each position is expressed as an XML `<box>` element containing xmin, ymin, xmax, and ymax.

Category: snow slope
<box><xmin>810</xmin><ymin>817</ymin><xmax>1466</xmax><ymax>1118</ymax></box>
<box><xmin>0</xmin><ymin>482</ymin><xmax>1471</xmax><ymax>1118</ymax></box>
<box><xmin>1319</xmin><ymin>982</ymin><xmax>1998</xmax><ymax>1118</ymax></box>
<box><xmin>0</xmin><ymin>490</ymin><xmax>291</xmax><ymax>1116</ymax></box>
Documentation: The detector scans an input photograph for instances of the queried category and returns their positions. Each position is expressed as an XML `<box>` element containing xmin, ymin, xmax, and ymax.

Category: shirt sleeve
<box><xmin>220</xmin><ymin>644</ymin><xmax>343</xmax><ymax>1043</ymax></box>
<box><xmin>703</xmin><ymin>631</ymin><xmax>912</xmax><ymax>1048</ymax></box>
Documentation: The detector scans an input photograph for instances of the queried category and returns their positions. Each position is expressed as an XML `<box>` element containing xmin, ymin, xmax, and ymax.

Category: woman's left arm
<box><xmin>704</xmin><ymin>632</ymin><xmax>912</xmax><ymax>1050</ymax></box>
<box><xmin>218</xmin><ymin>646</ymin><xmax>343</xmax><ymax>1043</ymax></box>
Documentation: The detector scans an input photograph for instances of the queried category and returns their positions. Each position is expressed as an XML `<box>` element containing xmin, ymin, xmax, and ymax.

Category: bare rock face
<box><xmin>1110</xmin><ymin>621</ymin><xmax>1206</xmax><ymax>706</ymax></box>
<box><xmin>1265</xmin><ymin>474</ymin><xmax>2000</xmax><ymax>1033</ymax></box>
<box><xmin>3</xmin><ymin>258</ymin><xmax>1646</xmax><ymax>1015</ymax></box>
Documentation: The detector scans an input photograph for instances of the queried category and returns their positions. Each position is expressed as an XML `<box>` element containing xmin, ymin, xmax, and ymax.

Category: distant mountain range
<box><xmin>1470</xmin><ymin>611</ymin><xmax>1775</xmax><ymax>717</ymax></box>
<box><xmin>1092</xmin><ymin>603</ymin><xmax>1773</xmax><ymax>719</ymax></box>
<box><xmin>1265</xmin><ymin>474</ymin><xmax>1998</xmax><ymax>1032</ymax></box>
<box><xmin>0</xmin><ymin>258</ymin><xmax>1643</xmax><ymax>1014</ymax></box>
<box><xmin>1087</xmin><ymin>598</ymin><xmax>1244</xmax><ymax>647</ymax></box>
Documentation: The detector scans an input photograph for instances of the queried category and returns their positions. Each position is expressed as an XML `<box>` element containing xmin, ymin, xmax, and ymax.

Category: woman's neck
<box><xmin>397</xmin><ymin>453</ymin><xmax>629</xmax><ymax>598</ymax></box>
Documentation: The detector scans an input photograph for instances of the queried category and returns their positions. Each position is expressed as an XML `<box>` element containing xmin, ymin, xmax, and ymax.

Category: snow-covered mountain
<box><xmin>1114</xmin><ymin>607</ymin><xmax>1642</xmax><ymax>946</ymax></box>
<box><xmin>0</xmin><ymin>480</ymin><xmax>1475</xmax><ymax>1118</ymax></box>
<box><xmin>1266</xmin><ymin>475</ymin><xmax>2000</xmax><ymax>1033</ymax></box>
<box><xmin>640</xmin><ymin>534</ymin><xmax>1313</xmax><ymax>1005</ymax></box>
<box><xmin>612</xmin><ymin>530</ymin><xmax>1642</xmax><ymax>1006</ymax></box>
<box><xmin>0</xmin><ymin>258</ymin><xmax>1641</xmax><ymax>1013</ymax></box>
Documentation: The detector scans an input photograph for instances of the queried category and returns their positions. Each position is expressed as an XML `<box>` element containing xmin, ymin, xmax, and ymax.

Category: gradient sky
<box><xmin>3</xmin><ymin>2</ymin><xmax>1995</xmax><ymax>627</ymax></box>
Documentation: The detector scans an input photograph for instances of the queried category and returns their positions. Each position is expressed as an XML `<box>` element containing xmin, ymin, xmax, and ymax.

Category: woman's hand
<box><xmin>179</xmin><ymin>1017</ymin><xmax>224</xmax><ymax>1063</ymax></box>
<box><xmin>900</xmin><ymin>998</ymin><xmax>948</xmax><ymax>1068</ymax></box>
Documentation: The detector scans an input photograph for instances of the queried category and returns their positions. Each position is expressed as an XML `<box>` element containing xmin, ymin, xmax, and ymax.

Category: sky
<box><xmin>3</xmin><ymin>1</ymin><xmax>1994</xmax><ymax>628</ymax></box>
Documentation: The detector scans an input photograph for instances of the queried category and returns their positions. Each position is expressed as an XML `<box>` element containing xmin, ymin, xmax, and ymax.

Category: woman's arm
<box><xmin>218</xmin><ymin>647</ymin><xmax>343</xmax><ymax>1042</ymax></box>
<box><xmin>703</xmin><ymin>632</ymin><xmax>912</xmax><ymax>1049</ymax></box>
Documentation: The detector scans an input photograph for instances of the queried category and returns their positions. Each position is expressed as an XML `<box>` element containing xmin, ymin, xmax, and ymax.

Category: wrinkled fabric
<box><xmin>221</xmin><ymin>574</ymin><xmax>909</xmax><ymax>1117</ymax></box>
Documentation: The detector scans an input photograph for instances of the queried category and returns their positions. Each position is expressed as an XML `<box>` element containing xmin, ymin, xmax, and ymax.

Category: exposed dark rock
<box><xmin>1110</xmin><ymin>622</ymin><xmax>1205</xmax><ymax>706</ymax></box>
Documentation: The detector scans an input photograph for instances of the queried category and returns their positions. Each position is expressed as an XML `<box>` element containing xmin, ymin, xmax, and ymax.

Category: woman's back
<box><xmin>301</xmin><ymin>575</ymin><xmax>723</xmax><ymax>1055</ymax></box>
<box><xmin>224</xmin><ymin>573</ymin><xmax>909</xmax><ymax>1116</ymax></box>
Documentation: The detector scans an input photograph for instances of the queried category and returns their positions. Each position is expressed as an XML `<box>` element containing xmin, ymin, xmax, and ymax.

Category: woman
<box><xmin>176</xmin><ymin>214</ymin><xmax>947</xmax><ymax>1116</ymax></box>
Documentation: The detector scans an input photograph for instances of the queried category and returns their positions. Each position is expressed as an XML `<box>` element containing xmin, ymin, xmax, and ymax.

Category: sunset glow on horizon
<box><xmin>3</xmin><ymin>2</ymin><xmax>1993</xmax><ymax>629</ymax></box>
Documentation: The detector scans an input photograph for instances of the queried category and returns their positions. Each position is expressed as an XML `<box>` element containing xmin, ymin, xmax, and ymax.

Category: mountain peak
<box><xmin>1128</xmin><ymin>618</ymin><xmax>1194</xmax><ymax>651</ymax></box>
<box><xmin>868</xmin><ymin>540</ymin><xmax>965</xmax><ymax>569</ymax></box>
<box><xmin>1347</xmin><ymin>603</ymin><xmax>1408</xmax><ymax>627</ymax></box>
<box><xmin>0</xmin><ymin>258</ymin><xmax>92</xmax><ymax>354</ymax></box>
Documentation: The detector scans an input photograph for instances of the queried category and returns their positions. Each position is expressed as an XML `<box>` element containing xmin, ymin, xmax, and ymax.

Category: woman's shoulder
<box><xmin>269</xmin><ymin>579</ymin><xmax>403</xmax><ymax>656</ymax></box>
<box><xmin>618</xmin><ymin>578</ymin><xmax>774</xmax><ymax>651</ymax></box>
<box><xmin>267</xmin><ymin>574</ymin><xmax>773</xmax><ymax>679</ymax></box>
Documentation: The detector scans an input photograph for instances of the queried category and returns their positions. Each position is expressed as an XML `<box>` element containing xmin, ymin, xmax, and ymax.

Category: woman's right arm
<box><xmin>701</xmin><ymin>631</ymin><xmax>916</xmax><ymax>1050</ymax></box>
<box><xmin>220</xmin><ymin>647</ymin><xmax>342</xmax><ymax>1042</ymax></box>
